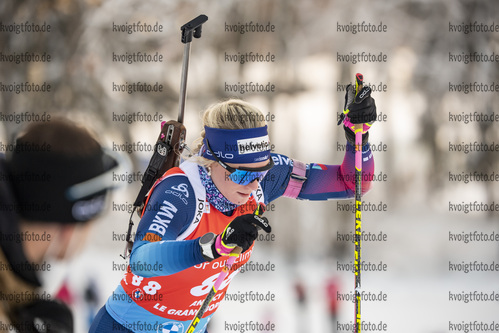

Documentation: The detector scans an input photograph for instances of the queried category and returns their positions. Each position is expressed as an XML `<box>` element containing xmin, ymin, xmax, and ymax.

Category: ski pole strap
<box><xmin>282</xmin><ymin>159</ymin><xmax>307</xmax><ymax>199</ymax></box>
<box><xmin>213</xmin><ymin>249</ymin><xmax>240</xmax><ymax>291</ymax></box>
<box><xmin>186</xmin><ymin>246</ymin><xmax>241</xmax><ymax>333</ymax></box>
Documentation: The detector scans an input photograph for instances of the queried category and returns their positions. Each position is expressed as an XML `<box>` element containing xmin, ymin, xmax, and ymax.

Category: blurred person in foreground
<box><xmin>91</xmin><ymin>87</ymin><xmax>376</xmax><ymax>332</ymax></box>
<box><xmin>0</xmin><ymin>117</ymin><xmax>119</xmax><ymax>332</ymax></box>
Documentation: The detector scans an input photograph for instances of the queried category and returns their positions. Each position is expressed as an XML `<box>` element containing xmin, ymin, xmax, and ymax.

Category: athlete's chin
<box><xmin>231</xmin><ymin>192</ymin><xmax>251</xmax><ymax>205</ymax></box>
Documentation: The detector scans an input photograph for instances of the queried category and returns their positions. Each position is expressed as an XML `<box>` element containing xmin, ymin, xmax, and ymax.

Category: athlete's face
<box><xmin>209</xmin><ymin>160</ymin><xmax>270</xmax><ymax>205</ymax></box>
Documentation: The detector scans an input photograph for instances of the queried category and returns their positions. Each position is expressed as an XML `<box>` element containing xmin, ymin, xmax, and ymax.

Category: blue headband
<box><xmin>202</xmin><ymin>126</ymin><xmax>271</xmax><ymax>163</ymax></box>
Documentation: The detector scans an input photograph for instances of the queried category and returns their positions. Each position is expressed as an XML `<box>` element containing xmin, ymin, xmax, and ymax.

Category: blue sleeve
<box><xmin>129</xmin><ymin>174</ymin><xmax>206</xmax><ymax>277</ymax></box>
<box><xmin>298</xmin><ymin>143</ymin><xmax>374</xmax><ymax>200</ymax></box>
<box><xmin>261</xmin><ymin>146</ymin><xmax>374</xmax><ymax>202</ymax></box>
<box><xmin>260</xmin><ymin>153</ymin><xmax>293</xmax><ymax>203</ymax></box>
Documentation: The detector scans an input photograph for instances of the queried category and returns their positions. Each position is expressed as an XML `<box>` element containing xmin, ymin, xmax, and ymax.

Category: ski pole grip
<box><xmin>355</xmin><ymin>73</ymin><xmax>363</xmax><ymax>94</ymax></box>
<box><xmin>353</xmin><ymin>73</ymin><xmax>364</xmax><ymax>135</ymax></box>
<box><xmin>181</xmin><ymin>15</ymin><xmax>208</xmax><ymax>43</ymax></box>
<box><xmin>229</xmin><ymin>246</ymin><xmax>242</xmax><ymax>258</ymax></box>
<box><xmin>255</xmin><ymin>203</ymin><xmax>266</xmax><ymax>216</ymax></box>
<box><xmin>353</xmin><ymin>73</ymin><xmax>364</xmax><ymax>150</ymax></box>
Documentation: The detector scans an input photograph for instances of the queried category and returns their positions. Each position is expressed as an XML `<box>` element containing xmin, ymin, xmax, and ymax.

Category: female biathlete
<box><xmin>90</xmin><ymin>84</ymin><xmax>377</xmax><ymax>332</ymax></box>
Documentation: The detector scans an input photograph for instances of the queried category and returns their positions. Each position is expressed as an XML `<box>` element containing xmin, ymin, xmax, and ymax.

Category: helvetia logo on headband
<box><xmin>237</xmin><ymin>135</ymin><xmax>271</xmax><ymax>155</ymax></box>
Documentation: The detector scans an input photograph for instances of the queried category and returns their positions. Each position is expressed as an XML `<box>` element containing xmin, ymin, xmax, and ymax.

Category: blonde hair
<box><xmin>186</xmin><ymin>99</ymin><xmax>267</xmax><ymax>166</ymax></box>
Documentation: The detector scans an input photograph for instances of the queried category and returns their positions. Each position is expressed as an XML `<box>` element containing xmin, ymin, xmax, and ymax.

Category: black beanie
<box><xmin>6</xmin><ymin>121</ymin><xmax>117</xmax><ymax>223</ymax></box>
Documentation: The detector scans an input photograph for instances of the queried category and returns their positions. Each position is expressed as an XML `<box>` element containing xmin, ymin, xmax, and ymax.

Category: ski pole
<box><xmin>352</xmin><ymin>73</ymin><xmax>363</xmax><ymax>333</ymax></box>
<box><xmin>186</xmin><ymin>246</ymin><xmax>242</xmax><ymax>333</ymax></box>
<box><xmin>186</xmin><ymin>204</ymin><xmax>266</xmax><ymax>333</ymax></box>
